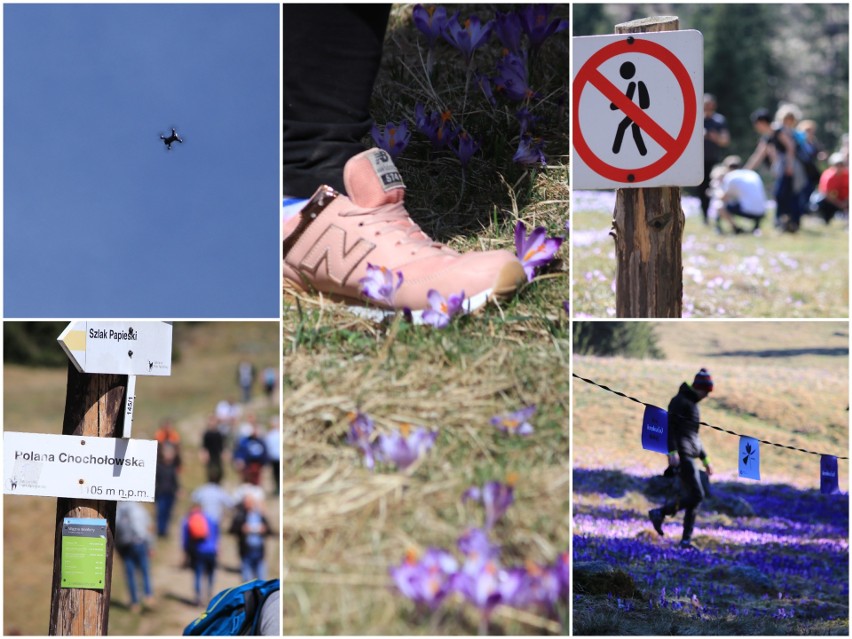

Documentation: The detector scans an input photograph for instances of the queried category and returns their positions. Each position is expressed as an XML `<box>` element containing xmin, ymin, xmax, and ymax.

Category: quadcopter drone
<box><xmin>160</xmin><ymin>128</ymin><xmax>183</xmax><ymax>150</ymax></box>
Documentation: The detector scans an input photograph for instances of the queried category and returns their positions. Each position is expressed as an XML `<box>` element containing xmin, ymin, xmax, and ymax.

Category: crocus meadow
<box><xmin>350</xmin><ymin>408</ymin><xmax>567</xmax><ymax>632</ymax></box>
<box><xmin>573</xmin><ymin>467</ymin><xmax>848</xmax><ymax>633</ymax></box>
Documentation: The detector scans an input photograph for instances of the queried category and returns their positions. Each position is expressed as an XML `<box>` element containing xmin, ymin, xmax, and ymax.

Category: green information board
<box><xmin>61</xmin><ymin>518</ymin><xmax>107</xmax><ymax>589</ymax></box>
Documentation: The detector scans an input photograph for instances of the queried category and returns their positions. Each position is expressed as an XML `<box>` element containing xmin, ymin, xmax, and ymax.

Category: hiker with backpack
<box><xmin>648</xmin><ymin>369</ymin><xmax>714</xmax><ymax>550</ymax></box>
<box><xmin>115</xmin><ymin>500</ymin><xmax>156</xmax><ymax>613</ymax></box>
<box><xmin>182</xmin><ymin>503</ymin><xmax>220</xmax><ymax>606</ymax></box>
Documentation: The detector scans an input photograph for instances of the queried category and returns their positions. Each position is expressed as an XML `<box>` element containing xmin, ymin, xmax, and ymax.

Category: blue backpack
<box><xmin>183</xmin><ymin>579</ymin><xmax>279</xmax><ymax>636</ymax></box>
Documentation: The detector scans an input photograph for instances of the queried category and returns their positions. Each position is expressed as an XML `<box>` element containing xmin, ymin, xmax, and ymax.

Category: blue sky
<box><xmin>5</xmin><ymin>4</ymin><xmax>279</xmax><ymax>318</ymax></box>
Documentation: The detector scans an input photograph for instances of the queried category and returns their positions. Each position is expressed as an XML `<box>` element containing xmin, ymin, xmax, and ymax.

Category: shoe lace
<box><xmin>340</xmin><ymin>202</ymin><xmax>449</xmax><ymax>256</ymax></box>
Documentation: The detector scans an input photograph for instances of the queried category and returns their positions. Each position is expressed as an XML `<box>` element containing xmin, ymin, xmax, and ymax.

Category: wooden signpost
<box><xmin>573</xmin><ymin>16</ymin><xmax>704</xmax><ymax>317</ymax></box>
<box><xmin>4</xmin><ymin>321</ymin><xmax>172</xmax><ymax>636</ymax></box>
<box><xmin>48</xmin><ymin>367</ymin><xmax>126</xmax><ymax>636</ymax></box>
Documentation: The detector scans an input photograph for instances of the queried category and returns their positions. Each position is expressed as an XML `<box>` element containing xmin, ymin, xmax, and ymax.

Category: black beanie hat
<box><xmin>693</xmin><ymin>368</ymin><xmax>714</xmax><ymax>392</ymax></box>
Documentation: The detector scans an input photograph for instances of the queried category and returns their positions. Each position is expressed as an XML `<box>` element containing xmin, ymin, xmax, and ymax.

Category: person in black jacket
<box><xmin>649</xmin><ymin>368</ymin><xmax>714</xmax><ymax>549</ymax></box>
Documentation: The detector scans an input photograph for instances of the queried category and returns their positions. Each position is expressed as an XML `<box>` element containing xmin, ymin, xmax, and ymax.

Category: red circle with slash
<box><xmin>573</xmin><ymin>37</ymin><xmax>697</xmax><ymax>184</ymax></box>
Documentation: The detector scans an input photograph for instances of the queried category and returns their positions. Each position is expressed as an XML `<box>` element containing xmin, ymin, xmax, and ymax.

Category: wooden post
<box><xmin>49</xmin><ymin>362</ymin><xmax>127</xmax><ymax>636</ymax></box>
<box><xmin>611</xmin><ymin>16</ymin><xmax>684</xmax><ymax>318</ymax></box>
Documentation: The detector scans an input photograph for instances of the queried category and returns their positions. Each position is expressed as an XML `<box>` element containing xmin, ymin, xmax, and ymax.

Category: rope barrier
<box><xmin>573</xmin><ymin>372</ymin><xmax>848</xmax><ymax>460</ymax></box>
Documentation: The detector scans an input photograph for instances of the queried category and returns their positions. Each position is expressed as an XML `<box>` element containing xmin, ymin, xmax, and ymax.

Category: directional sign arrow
<box><xmin>58</xmin><ymin>321</ymin><xmax>173</xmax><ymax>376</ymax></box>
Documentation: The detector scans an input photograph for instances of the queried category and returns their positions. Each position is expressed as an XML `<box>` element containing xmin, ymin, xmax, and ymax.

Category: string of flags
<box><xmin>574</xmin><ymin>373</ymin><xmax>845</xmax><ymax>495</ymax></box>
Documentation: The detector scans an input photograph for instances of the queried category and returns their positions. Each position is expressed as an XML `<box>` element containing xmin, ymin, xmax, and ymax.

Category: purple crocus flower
<box><xmin>452</xmin><ymin>558</ymin><xmax>524</xmax><ymax>616</ymax></box>
<box><xmin>347</xmin><ymin>411</ymin><xmax>377</xmax><ymax>469</ymax></box>
<box><xmin>518</xmin><ymin>4</ymin><xmax>568</xmax><ymax>52</ymax></box>
<box><xmin>371</xmin><ymin>120</ymin><xmax>410</xmax><ymax>160</ymax></box>
<box><xmin>414</xmin><ymin>103</ymin><xmax>456</xmax><ymax>150</ymax></box>
<box><xmin>442</xmin><ymin>12</ymin><xmax>493</xmax><ymax>65</ymax></box>
<box><xmin>522</xmin><ymin>561</ymin><xmax>563</xmax><ymax>608</ymax></box>
<box><xmin>451</xmin><ymin>129</ymin><xmax>480</xmax><ymax>168</ymax></box>
<box><xmin>359</xmin><ymin>263</ymin><xmax>403</xmax><ymax>306</ymax></box>
<box><xmin>515</xmin><ymin>107</ymin><xmax>541</xmax><ymax>137</ymax></box>
<box><xmin>412</xmin><ymin>4</ymin><xmax>449</xmax><ymax>48</ymax></box>
<box><xmin>513</xmin><ymin>134</ymin><xmax>547</xmax><ymax>167</ymax></box>
<box><xmin>457</xmin><ymin>527</ymin><xmax>500</xmax><ymax>563</ymax></box>
<box><xmin>475</xmin><ymin>73</ymin><xmax>497</xmax><ymax>107</ymax></box>
<box><xmin>514</xmin><ymin>221</ymin><xmax>562</xmax><ymax>280</ymax></box>
<box><xmin>463</xmin><ymin>478</ymin><xmax>516</xmax><ymax>529</ymax></box>
<box><xmin>390</xmin><ymin>547</ymin><xmax>458</xmax><ymax>609</ymax></box>
<box><xmin>490</xmin><ymin>405</ymin><xmax>536</xmax><ymax>435</ymax></box>
<box><xmin>422</xmin><ymin>289</ymin><xmax>465</xmax><ymax>328</ymax></box>
<box><xmin>375</xmin><ymin>424</ymin><xmax>437</xmax><ymax>469</ymax></box>
<box><xmin>493</xmin><ymin>52</ymin><xmax>536</xmax><ymax>102</ymax></box>
<box><xmin>555</xmin><ymin>551</ymin><xmax>569</xmax><ymax>598</ymax></box>
<box><xmin>494</xmin><ymin>10</ymin><xmax>523</xmax><ymax>54</ymax></box>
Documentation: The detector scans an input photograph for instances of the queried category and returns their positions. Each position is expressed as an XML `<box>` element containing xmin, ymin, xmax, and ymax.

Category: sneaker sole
<box><xmin>283</xmin><ymin>260</ymin><xmax>527</xmax><ymax>323</ymax></box>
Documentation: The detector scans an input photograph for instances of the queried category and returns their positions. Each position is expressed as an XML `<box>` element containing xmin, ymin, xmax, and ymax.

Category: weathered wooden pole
<box><xmin>611</xmin><ymin>16</ymin><xmax>684</xmax><ymax>317</ymax></box>
<box><xmin>48</xmin><ymin>362</ymin><xmax>127</xmax><ymax>635</ymax></box>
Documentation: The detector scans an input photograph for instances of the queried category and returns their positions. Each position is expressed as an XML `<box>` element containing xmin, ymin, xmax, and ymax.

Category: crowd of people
<box><xmin>701</xmin><ymin>95</ymin><xmax>848</xmax><ymax>235</ymax></box>
<box><xmin>114</xmin><ymin>362</ymin><xmax>280</xmax><ymax>613</ymax></box>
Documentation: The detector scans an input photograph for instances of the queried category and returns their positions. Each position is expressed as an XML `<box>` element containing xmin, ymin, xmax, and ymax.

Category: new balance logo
<box><xmin>296</xmin><ymin>225</ymin><xmax>375</xmax><ymax>285</ymax></box>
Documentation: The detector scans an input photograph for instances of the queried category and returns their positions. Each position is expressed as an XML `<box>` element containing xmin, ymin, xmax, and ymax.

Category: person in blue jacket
<box><xmin>182</xmin><ymin>503</ymin><xmax>220</xmax><ymax>606</ymax></box>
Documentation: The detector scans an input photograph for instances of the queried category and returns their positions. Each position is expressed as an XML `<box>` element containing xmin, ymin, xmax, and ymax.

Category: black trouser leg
<box><xmin>283</xmin><ymin>5</ymin><xmax>391</xmax><ymax>196</ymax></box>
<box><xmin>660</xmin><ymin>457</ymin><xmax>705</xmax><ymax>533</ymax></box>
<box><xmin>679</xmin><ymin>457</ymin><xmax>705</xmax><ymax>541</ymax></box>
<box><xmin>682</xmin><ymin>507</ymin><xmax>698</xmax><ymax>542</ymax></box>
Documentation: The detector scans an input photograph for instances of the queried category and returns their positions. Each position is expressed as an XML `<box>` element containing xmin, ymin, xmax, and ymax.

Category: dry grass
<box><xmin>283</xmin><ymin>314</ymin><xmax>569</xmax><ymax>634</ymax></box>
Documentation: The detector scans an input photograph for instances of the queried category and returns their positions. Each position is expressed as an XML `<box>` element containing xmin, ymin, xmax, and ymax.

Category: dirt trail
<box><xmin>116</xmin><ymin>491</ymin><xmax>279</xmax><ymax>635</ymax></box>
<box><xmin>110</xmin><ymin>393</ymin><xmax>280</xmax><ymax>636</ymax></box>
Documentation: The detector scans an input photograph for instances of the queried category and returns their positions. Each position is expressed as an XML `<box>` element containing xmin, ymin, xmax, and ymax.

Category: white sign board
<box><xmin>58</xmin><ymin>321</ymin><xmax>172</xmax><ymax>376</ymax></box>
<box><xmin>124</xmin><ymin>375</ymin><xmax>137</xmax><ymax>438</ymax></box>
<box><xmin>573</xmin><ymin>30</ymin><xmax>703</xmax><ymax>189</ymax></box>
<box><xmin>4</xmin><ymin>432</ymin><xmax>158</xmax><ymax>502</ymax></box>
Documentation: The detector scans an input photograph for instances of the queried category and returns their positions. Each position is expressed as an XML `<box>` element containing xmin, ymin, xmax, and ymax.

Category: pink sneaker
<box><xmin>283</xmin><ymin>149</ymin><xmax>526</xmax><ymax>322</ymax></box>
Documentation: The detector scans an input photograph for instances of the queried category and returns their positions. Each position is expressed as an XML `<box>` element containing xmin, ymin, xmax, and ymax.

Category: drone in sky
<box><xmin>160</xmin><ymin>127</ymin><xmax>183</xmax><ymax>150</ymax></box>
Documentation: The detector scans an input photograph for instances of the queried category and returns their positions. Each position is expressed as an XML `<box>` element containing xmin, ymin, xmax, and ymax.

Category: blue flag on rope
<box><xmin>641</xmin><ymin>405</ymin><xmax>668</xmax><ymax>454</ymax></box>
<box><xmin>820</xmin><ymin>455</ymin><xmax>839</xmax><ymax>494</ymax></box>
<box><xmin>738</xmin><ymin>436</ymin><xmax>760</xmax><ymax>480</ymax></box>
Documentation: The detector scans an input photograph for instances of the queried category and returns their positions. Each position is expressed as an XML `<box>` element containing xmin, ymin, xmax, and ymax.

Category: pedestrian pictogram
<box><xmin>573</xmin><ymin>30</ymin><xmax>703</xmax><ymax>189</ymax></box>
<box><xmin>611</xmin><ymin>62</ymin><xmax>650</xmax><ymax>156</ymax></box>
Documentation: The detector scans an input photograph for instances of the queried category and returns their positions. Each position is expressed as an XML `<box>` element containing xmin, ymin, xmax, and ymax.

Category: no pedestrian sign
<box><xmin>573</xmin><ymin>30</ymin><xmax>703</xmax><ymax>189</ymax></box>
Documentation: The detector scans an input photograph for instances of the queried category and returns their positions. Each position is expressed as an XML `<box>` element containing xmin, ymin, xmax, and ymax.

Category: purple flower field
<box><xmin>574</xmin><ymin>467</ymin><xmax>849</xmax><ymax>634</ymax></box>
<box><xmin>572</xmin><ymin>190</ymin><xmax>848</xmax><ymax>318</ymax></box>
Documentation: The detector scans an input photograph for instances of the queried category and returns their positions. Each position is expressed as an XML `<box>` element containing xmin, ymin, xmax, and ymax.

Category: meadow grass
<box><xmin>282</xmin><ymin>5</ymin><xmax>569</xmax><ymax>633</ymax></box>
<box><xmin>283</xmin><ymin>296</ymin><xmax>569</xmax><ymax>634</ymax></box>
<box><xmin>3</xmin><ymin>323</ymin><xmax>280</xmax><ymax>636</ymax></box>
<box><xmin>572</xmin><ymin>321</ymin><xmax>848</xmax><ymax>635</ymax></box>
<box><xmin>572</xmin><ymin>191</ymin><xmax>849</xmax><ymax>318</ymax></box>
